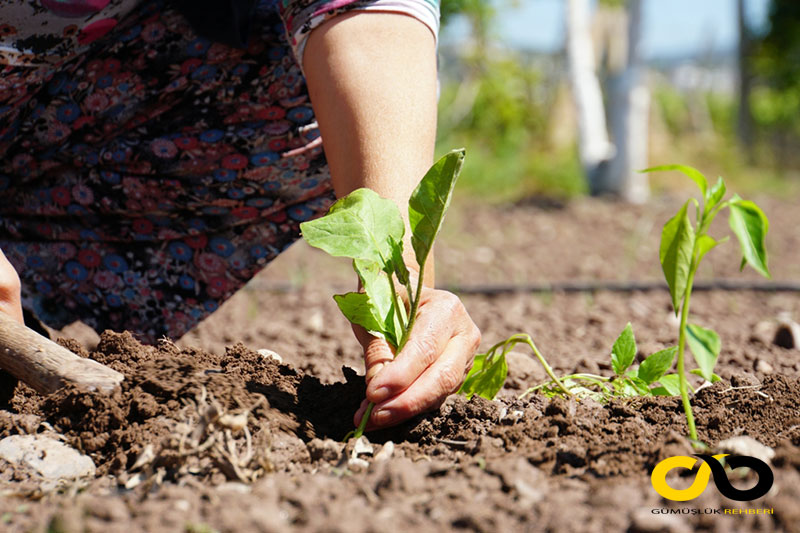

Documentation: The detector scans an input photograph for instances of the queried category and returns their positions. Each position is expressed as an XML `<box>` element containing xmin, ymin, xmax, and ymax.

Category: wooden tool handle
<box><xmin>0</xmin><ymin>312</ymin><xmax>124</xmax><ymax>395</ymax></box>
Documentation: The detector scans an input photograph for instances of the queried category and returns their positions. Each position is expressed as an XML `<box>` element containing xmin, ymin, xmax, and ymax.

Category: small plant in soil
<box><xmin>462</xmin><ymin>165</ymin><xmax>770</xmax><ymax>444</ymax></box>
<box><xmin>300</xmin><ymin>149</ymin><xmax>465</xmax><ymax>439</ymax></box>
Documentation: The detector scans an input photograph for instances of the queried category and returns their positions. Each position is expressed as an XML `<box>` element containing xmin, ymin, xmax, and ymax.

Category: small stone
<box><xmin>0</xmin><ymin>435</ymin><xmax>95</xmax><ymax>481</ymax></box>
<box><xmin>716</xmin><ymin>436</ymin><xmax>775</xmax><ymax>464</ymax></box>
<box><xmin>307</xmin><ymin>310</ymin><xmax>325</xmax><ymax>333</ymax></box>
<box><xmin>374</xmin><ymin>441</ymin><xmax>395</xmax><ymax>462</ymax></box>
<box><xmin>347</xmin><ymin>457</ymin><xmax>369</xmax><ymax>471</ymax></box>
<box><xmin>257</xmin><ymin>349</ymin><xmax>283</xmax><ymax>364</ymax></box>
<box><xmin>755</xmin><ymin>360</ymin><xmax>773</xmax><ymax>374</ymax></box>
<box><xmin>352</xmin><ymin>436</ymin><xmax>374</xmax><ymax>458</ymax></box>
<box><xmin>751</xmin><ymin>320</ymin><xmax>775</xmax><ymax>346</ymax></box>
<box><xmin>774</xmin><ymin>313</ymin><xmax>800</xmax><ymax>349</ymax></box>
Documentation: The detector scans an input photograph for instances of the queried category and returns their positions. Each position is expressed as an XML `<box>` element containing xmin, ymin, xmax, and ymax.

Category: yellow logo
<box><xmin>651</xmin><ymin>454</ymin><xmax>728</xmax><ymax>501</ymax></box>
<box><xmin>651</xmin><ymin>454</ymin><xmax>774</xmax><ymax>502</ymax></box>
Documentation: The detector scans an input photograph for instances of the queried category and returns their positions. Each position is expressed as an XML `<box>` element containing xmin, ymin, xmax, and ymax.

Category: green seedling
<box><xmin>463</xmin><ymin>323</ymin><xmax>680</xmax><ymax>403</ymax></box>
<box><xmin>300</xmin><ymin>149</ymin><xmax>465</xmax><ymax>439</ymax></box>
<box><xmin>462</xmin><ymin>165</ymin><xmax>770</xmax><ymax>445</ymax></box>
<box><xmin>642</xmin><ymin>164</ymin><xmax>770</xmax><ymax>442</ymax></box>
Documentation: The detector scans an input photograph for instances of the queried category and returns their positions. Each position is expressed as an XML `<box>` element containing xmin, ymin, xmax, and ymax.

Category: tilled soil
<box><xmin>1</xmin><ymin>196</ymin><xmax>800</xmax><ymax>533</ymax></box>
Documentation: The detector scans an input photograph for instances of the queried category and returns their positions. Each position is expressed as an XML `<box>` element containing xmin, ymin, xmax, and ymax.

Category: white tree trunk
<box><xmin>606</xmin><ymin>0</ymin><xmax>649</xmax><ymax>203</ymax></box>
<box><xmin>567</xmin><ymin>0</ymin><xmax>614</xmax><ymax>188</ymax></box>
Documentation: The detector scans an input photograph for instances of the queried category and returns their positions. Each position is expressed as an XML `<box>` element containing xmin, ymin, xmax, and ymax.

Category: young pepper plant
<box><xmin>462</xmin><ymin>165</ymin><xmax>770</xmax><ymax>441</ymax></box>
<box><xmin>300</xmin><ymin>149</ymin><xmax>465</xmax><ymax>439</ymax></box>
<box><xmin>463</xmin><ymin>322</ymin><xmax>679</xmax><ymax>402</ymax></box>
<box><xmin>642</xmin><ymin>164</ymin><xmax>770</xmax><ymax>442</ymax></box>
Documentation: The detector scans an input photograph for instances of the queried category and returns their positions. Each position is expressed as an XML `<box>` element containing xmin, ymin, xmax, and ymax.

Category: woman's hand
<box><xmin>352</xmin><ymin>287</ymin><xmax>481</xmax><ymax>429</ymax></box>
<box><xmin>0</xmin><ymin>248</ymin><xmax>24</xmax><ymax>323</ymax></box>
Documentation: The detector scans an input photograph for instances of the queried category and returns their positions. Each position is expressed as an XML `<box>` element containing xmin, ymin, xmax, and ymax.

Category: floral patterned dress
<box><xmin>0</xmin><ymin>0</ymin><xmax>439</xmax><ymax>343</ymax></box>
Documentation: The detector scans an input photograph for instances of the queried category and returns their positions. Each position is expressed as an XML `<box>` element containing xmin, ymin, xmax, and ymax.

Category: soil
<box><xmin>1</xmin><ymin>195</ymin><xmax>799</xmax><ymax>533</ymax></box>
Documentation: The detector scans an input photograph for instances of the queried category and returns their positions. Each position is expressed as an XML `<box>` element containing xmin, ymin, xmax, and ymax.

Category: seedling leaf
<box><xmin>300</xmin><ymin>188</ymin><xmax>405</xmax><ymax>269</ymax></box>
<box><xmin>643</xmin><ymin>164</ymin><xmax>707</xmax><ymax>197</ymax></box>
<box><xmin>728</xmin><ymin>198</ymin><xmax>771</xmax><ymax>278</ymax></box>
<box><xmin>459</xmin><ymin>351</ymin><xmax>508</xmax><ymax>400</ymax></box>
<box><xmin>388</xmin><ymin>236</ymin><xmax>410</xmax><ymax>286</ymax></box>
<box><xmin>686</xmin><ymin>323</ymin><xmax>721</xmax><ymax>382</ymax></box>
<box><xmin>627</xmin><ymin>376</ymin><xmax>652</xmax><ymax>396</ymax></box>
<box><xmin>353</xmin><ymin>259</ymin><xmax>400</xmax><ymax>348</ymax></box>
<box><xmin>637</xmin><ymin>346</ymin><xmax>677</xmax><ymax>384</ymax></box>
<box><xmin>660</xmin><ymin>200</ymin><xmax>695</xmax><ymax>314</ymax></box>
<box><xmin>611</xmin><ymin>323</ymin><xmax>637</xmax><ymax>375</ymax></box>
<box><xmin>707</xmin><ymin>177</ymin><xmax>726</xmax><ymax>209</ymax></box>
<box><xmin>408</xmin><ymin>149</ymin><xmax>465</xmax><ymax>269</ymax></box>
<box><xmin>652</xmin><ymin>373</ymin><xmax>681</xmax><ymax>396</ymax></box>
<box><xmin>333</xmin><ymin>292</ymin><xmax>386</xmax><ymax>340</ymax></box>
<box><xmin>696</xmin><ymin>235</ymin><xmax>727</xmax><ymax>265</ymax></box>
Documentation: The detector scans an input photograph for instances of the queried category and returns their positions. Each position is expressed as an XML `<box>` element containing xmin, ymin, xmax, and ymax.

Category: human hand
<box><xmin>352</xmin><ymin>287</ymin><xmax>481</xmax><ymax>430</ymax></box>
<box><xmin>0</xmin><ymin>248</ymin><xmax>24</xmax><ymax>323</ymax></box>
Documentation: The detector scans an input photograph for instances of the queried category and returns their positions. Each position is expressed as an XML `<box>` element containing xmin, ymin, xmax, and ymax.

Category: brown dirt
<box><xmin>1</xmin><ymin>195</ymin><xmax>800</xmax><ymax>533</ymax></box>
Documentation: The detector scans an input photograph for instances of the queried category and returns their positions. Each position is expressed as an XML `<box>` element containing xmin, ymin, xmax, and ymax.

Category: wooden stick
<box><xmin>0</xmin><ymin>312</ymin><xmax>124</xmax><ymax>395</ymax></box>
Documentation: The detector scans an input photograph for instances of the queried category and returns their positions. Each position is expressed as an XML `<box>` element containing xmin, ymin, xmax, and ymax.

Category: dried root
<box><xmin>126</xmin><ymin>386</ymin><xmax>272</xmax><ymax>487</ymax></box>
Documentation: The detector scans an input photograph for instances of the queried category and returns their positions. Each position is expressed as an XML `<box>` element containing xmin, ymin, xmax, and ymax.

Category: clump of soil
<box><xmin>3</xmin><ymin>331</ymin><xmax>365</xmax><ymax>482</ymax></box>
<box><xmin>1</xmin><ymin>329</ymin><xmax>799</xmax><ymax>532</ymax></box>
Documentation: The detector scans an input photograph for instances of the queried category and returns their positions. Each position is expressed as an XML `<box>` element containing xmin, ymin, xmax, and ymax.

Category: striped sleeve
<box><xmin>279</xmin><ymin>0</ymin><xmax>440</xmax><ymax>72</ymax></box>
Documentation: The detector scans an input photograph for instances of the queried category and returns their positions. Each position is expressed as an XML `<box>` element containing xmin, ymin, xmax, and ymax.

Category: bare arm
<box><xmin>304</xmin><ymin>12</ymin><xmax>480</xmax><ymax>429</ymax></box>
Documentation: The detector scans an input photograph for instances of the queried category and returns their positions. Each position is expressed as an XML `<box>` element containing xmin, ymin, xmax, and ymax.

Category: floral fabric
<box><xmin>0</xmin><ymin>0</ymin><xmax>439</xmax><ymax>344</ymax></box>
<box><xmin>1</xmin><ymin>0</ymin><xmax>337</xmax><ymax>343</ymax></box>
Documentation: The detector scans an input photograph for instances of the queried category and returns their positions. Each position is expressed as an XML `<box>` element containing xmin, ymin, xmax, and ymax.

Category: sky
<box><xmin>441</xmin><ymin>0</ymin><xmax>772</xmax><ymax>60</ymax></box>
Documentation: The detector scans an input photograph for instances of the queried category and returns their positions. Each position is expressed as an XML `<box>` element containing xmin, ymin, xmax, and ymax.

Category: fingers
<box><xmin>363</xmin><ymin>333</ymin><xmax>477</xmax><ymax>430</ymax></box>
<box><xmin>355</xmin><ymin>288</ymin><xmax>481</xmax><ymax>430</ymax></box>
<box><xmin>366</xmin><ymin>291</ymin><xmax>471</xmax><ymax>404</ymax></box>
<box><xmin>0</xmin><ymin>248</ymin><xmax>23</xmax><ymax>324</ymax></box>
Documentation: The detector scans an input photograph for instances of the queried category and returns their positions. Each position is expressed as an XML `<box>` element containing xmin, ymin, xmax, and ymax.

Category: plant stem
<box><xmin>677</xmin><ymin>262</ymin><xmax>699</xmax><ymax>441</ymax></box>
<box><xmin>519</xmin><ymin>335</ymin><xmax>573</xmax><ymax>396</ymax></box>
<box><xmin>388</xmin><ymin>275</ymin><xmax>408</xmax><ymax>329</ymax></box>
<box><xmin>397</xmin><ymin>268</ymin><xmax>425</xmax><ymax>352</ymax></box>
<box><xmin>352</xmin><ymin>270</ymin><xmax>425</xmax><ymax>440</ymax></box>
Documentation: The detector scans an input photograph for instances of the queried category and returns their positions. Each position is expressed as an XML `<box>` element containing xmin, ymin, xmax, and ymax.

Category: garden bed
<box><xmin>1</xmin><ymin>196</ymin><xmax>798</xmax><ymax>532</ymax></box>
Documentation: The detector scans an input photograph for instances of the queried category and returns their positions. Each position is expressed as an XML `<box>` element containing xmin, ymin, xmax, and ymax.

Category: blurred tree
<box><xmin>752</xmin><ymin>0</ymin><xmax>800</xmax><ymax>167</ymax></box>
<box><xmin>737</xmin><ymin>0</ymin><xmax>754</xmax><ymax>155</ymax></box>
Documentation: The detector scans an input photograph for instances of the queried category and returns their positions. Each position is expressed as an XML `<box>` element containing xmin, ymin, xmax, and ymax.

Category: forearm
<box><xmin>303</xmin><ymin>11</ymin><xmax>438</xmax><ymax>283</ymax></box>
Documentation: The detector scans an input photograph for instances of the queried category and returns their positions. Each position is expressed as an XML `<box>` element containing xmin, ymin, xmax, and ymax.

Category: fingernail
<box><xmin>369</xmin><ymin>386</ymin><xmax>392</xmax><ymax>404</ymax></box>
<box><xmin>372</xmin><ymin>408</ymin><xmax>394</xmax><ymax>426</ymax></box>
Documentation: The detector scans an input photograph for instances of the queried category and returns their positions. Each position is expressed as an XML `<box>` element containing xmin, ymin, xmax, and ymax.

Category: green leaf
<box><xmin>408</xmin><ymin>149</ymin><xmax>465</xmax><ymax>270</ymax></box>
<box><xmin>637</xmin><ymin>347</ymin><xmax>677</xmax><ymax>384</ymax></box>
<box><xmin>388</xmin><ymin>236</ymin><xmax>410</xmax><ymax>286</ymax></box>
<box><xmin>686</xmin><ymin>323</ymin><xmax>721</xmax><ymax>382</ymax></box>
<box><xmin>628</xmin><ymin>376</ymin><xmax>652</xmax><ymax>396</ymax></box>
<box><xmin>642</xmin><ymin>164</ymin><xmax>707</xmax><ymax>197</ymax></box>
<box><xmin>333</xmin><ymin>292</ymin><xmax>385</xmax><ymax>340</ymax></box>
<box><xmin>300</xmin><ymin>188</ymin><xmax>404</xmax><ymax>269</ymax></box>
<box><xmin>459</xmin><ymin>351</ymin><xmax>508</xmax><ymax>400</ymax></box>
<box><xmin>651</xmin><ymin>373</ymin><xmax>681</xmax><ymax>396</ymax></box>
<box><xmin>353</xmin><ymin>259</ymin><xmax>400</xmax><ymax>348</ymax></box>
<box><xmin>611</xmin><ymin>323</ymin><xmax>637</xmax><ymax>375</ymax></box>
<box><xmin>706</xmin><ymin>177</ymin><xmax>726</xmax><ymax>209</ymax></box>
<box><xmin>660</xmin><ymin>200</ymin><xmax>696</xmax><ymax>314</ymax></box>
<box><xmin>728</xmin><ymin>198</ymin><xmax>771</xmax><ymax>279</ymax></box>
<box><xmin>690</xmin><ymin>369</ymin><xmax>722</xmax><ymax>383</ymax></box>
<box><xmin>695</xmin><ymin>234</ymin><xmax>727</xmax><ymax>265</ymax></box>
